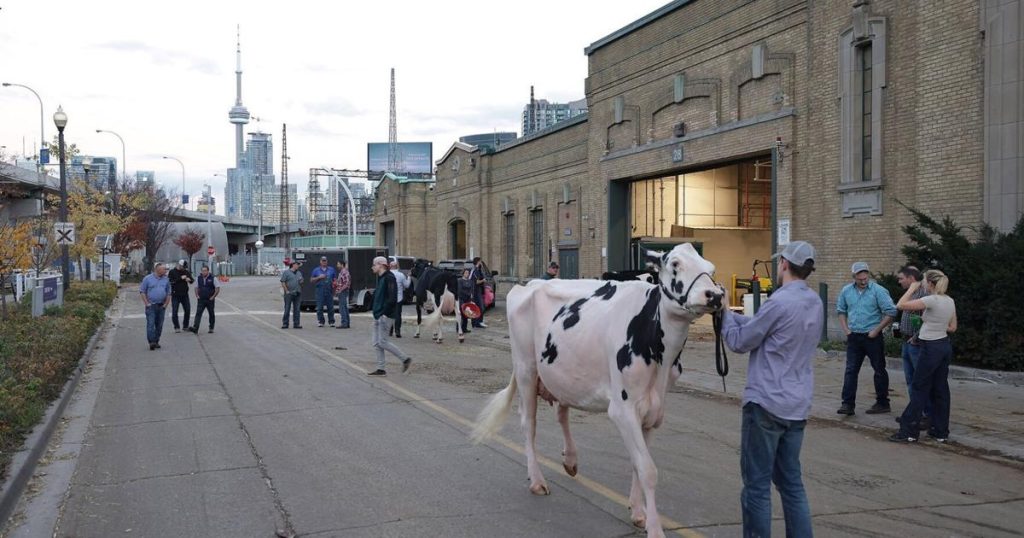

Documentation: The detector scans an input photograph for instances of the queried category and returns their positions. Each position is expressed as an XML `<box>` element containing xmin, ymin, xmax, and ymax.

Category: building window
<box><xmin>860</xmin><ymin>43</ymin><xmax>872</xmax><ymax>182</ymax></box>
<box><xmin>531</xmin><ymin>209</ymin><xmax>544</xmax><ymax>276</ymax></box>
<box><xmin>504</xmin><ymin>213</ymin><xmax>516</xmax><ymax>277</ymax></box>
<box><xmin>838</xmin><ymin>16</ymin><xmax>886</xmax><ymax>216</ymax></box>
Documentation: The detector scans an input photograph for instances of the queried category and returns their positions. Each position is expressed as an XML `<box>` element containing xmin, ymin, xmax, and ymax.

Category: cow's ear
<box><xmin>644</xmin><ymin>250</ymin><xmax>664</xmax><ymax>270</ymax></box>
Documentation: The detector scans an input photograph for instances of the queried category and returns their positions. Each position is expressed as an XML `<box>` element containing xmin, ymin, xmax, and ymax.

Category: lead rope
<box><xmin>712</xmin><ymin>309</ymin><xmax>729</xmax><ymax>392</ymax></box>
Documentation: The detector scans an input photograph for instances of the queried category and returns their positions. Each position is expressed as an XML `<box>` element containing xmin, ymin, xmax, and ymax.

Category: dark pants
<box><xmin>315</xmin><ymin>286</ymin><xmax>335</xmax><ymax>325</ymax></box>
<box><xmin>193</xmin><ymin>297</ymin><xmax>215</xmax><ymax>330</ymax></box>
<box><xmin>472</xmin><ymin>287</ymin><xmax>485</xmax><ymax>327</ymax></box>
<box><xmin>458</xmin><ymin>299</ymin><xmax>470</xmax><ymax>332</ymax></box>
<box><xmin>899</xmin><ymin>338</ymin><xmax>952</xmax><ymax>438</ymax></box>
<box><xmin>901</xmin><ymin>340</ymin><xmax>933</xmax><ymax>417</ymax></box>
<box><xmin>337</xmin><ymin>290</ymin><xmax>350</xmax><ymax>327</ymax></box>
<box><xmin>391</xmin><ymin>302</ymin><xmax>403</xmax><ymax>336</ymax></box>
<box><xmin>145</xmin><ymin>304</ymin><xmax>166</xmax><ymax>344</ymax></box>
<box><xmin>841</xmin><ymin>332</ymin><xmax>889</xmax><ymax>408</ymax></box>
<box><xmin>171</xmin><ymin>293</ymin><xmax>191</xmax><ymax>329</ymax></box>
<box><xmin>283</xmin><ymin>292</ymin><xmax>301</xmax><ymax>327</ymax></box>
<box><xmin>740</xmin><ymin>403</ymin><xmax>813</xmax><ymax>538</ymax></box>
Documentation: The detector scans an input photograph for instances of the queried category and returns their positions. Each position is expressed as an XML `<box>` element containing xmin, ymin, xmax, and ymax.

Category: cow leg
<box><xmin>557</xmin><ymin>404</ymin><xmax>578</xmax><ymax>477</ymax></box>
<box><xmin>608</xmin><ymin>402</ymin><xmax>664</xmax><ymax>538</ymax></box>
<box><xmin>628</xmin><ymin>427</ymin><xmax>654</xmax><ymax>528</ymax></box>
<box><xmin>518</xmin><ymin>371</ymin><xmax>549</xmax><ymax>495</ymax></box>
<box><xmin>414</xmin><ymin>303</ymin><xmax>422</xmax><ymax>338</ymax></box>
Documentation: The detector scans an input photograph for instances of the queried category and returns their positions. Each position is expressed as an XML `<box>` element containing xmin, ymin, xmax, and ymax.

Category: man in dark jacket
<box><xmin>168</xmin><ymin>259</ymin><xmax>194</xmax><ymax>332</ymax></box>
<box><xmin>368</xmin><ymin>256</ymin><xmax>411</xmax><ymax>376</ymax></box>
<box><xmin>188</xmin><ymin>265</ymin><xmax>220</xmax><ymax>334</ymax></box>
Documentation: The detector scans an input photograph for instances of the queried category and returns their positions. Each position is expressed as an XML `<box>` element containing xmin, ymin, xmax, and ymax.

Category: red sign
<box><xmin>207</xmin><ymin>245</ymin><xmax>216</xmax><ymax>256</ymax></box>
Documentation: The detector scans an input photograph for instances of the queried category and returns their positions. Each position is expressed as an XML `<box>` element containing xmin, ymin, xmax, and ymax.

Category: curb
<box><xmin>817</xmin><ymin>350</ymin><xmax>1024</xmax><ymax>385</ymax></box>
<box><xmin>0</xmin><ymin>298</ymin><xmax>116</xmax><ymax>529</ymax></box>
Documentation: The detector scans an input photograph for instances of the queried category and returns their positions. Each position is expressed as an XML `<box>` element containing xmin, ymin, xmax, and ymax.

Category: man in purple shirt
<box><xmin>722</xmin><ymin>240</ymin><xmax>823</xmax><ymax>538</ymax></box>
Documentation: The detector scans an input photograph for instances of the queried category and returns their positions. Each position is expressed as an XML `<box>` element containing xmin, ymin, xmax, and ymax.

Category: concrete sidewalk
<box><xmin>473</xmin><ymin>303</ymin><xmax>1024</xmax><ymax>463</ymax></box>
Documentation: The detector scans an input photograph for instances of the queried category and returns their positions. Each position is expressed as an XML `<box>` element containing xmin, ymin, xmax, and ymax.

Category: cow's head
<box><xmin>411</xmin><ymin>258</ymin><xmax>431</xmax><ymax>279</ymax></box>
<box><xmin>646</xmin><ymin>243</ymin><xmax>725</xmax><ymax>318</ymax></box>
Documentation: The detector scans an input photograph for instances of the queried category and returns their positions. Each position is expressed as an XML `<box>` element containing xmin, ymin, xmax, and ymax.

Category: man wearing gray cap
<box><xmin>367</xmin><ymin>256</ymin><xmax>411</xmax><ymax>376</ymax></box>
<box><xmin>837</xmin><ymin>261</ymin><xmax>898</xmax><ymax>415</ymax></box>
<box><xmin>721</xmin><ymin>240</ymin><xmax>822</xmax><ymax>537</ymax></box>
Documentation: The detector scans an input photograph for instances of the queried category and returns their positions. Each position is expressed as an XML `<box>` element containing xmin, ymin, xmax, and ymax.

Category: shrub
<box><xmin>899</xmin><ymin>204</ymin><xmax>1024</xmax><ymax>371</ymax></box>
<box><xmin>0</xmin><ymin>281</ymin><xmax>116</xmax><ymax>479</ymax></box>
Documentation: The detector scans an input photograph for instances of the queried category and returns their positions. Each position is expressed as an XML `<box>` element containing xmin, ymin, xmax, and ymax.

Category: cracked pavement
<box><xmin>4</xmin><ymin>277</ymin><xmax>1023</xmax><ymax>537</ymax></box>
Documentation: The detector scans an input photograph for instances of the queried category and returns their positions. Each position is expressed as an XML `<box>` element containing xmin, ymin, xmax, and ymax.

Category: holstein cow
<box><xmin>473</xmin><ymin>243</ymin><xmax>724</xmax><ymax>538</ymax></box>
<box><xmin>410</xmin><ymin>260</ymin><xmax>464</xmax><ymax>343</ymax></box>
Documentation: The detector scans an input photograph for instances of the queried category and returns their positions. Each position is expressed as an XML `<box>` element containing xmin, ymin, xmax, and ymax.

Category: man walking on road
<box><xmin>189</xmin><ymin>265</ymin><xmax>220</xmax><ymax>334</ymax></box>
<box><xmin>334</xmin><ymin>260</ymin><xmax>351</xmax><ymax>329</ymax></box>
<box><xmin>721</xmin><ymin>240</ymin><xmax>822</xmax><ymax>538</ymax></box>
<box><xmin>389</xmin><ymin>257</ymin><xmax>409</xmax><ymax>338</ymax></box>
<box><xmin>311</xmin><ymin>256</ymin><xmax>336</xmax><ymax>327</ymax></box>
<box><xmin>368</xmin><ymin>256</ymin><xmax>411</xmax><ymax>376</ymax></box>
<box><xmin>280</xmin><ymin>260</ymin><xmax>303</xmax><ymax>329</ymax></box>
<box><xmin>168</xmin><ymin>259</ymin><xmax>194</xmax><ymax>333</ymax></box>
<box><xmin>140</xmin><ymin>263</ymin><xmax>172</xmax><ymax>350</ymax></box>
<box><xmin>837</xmin><ymin>261</ymin><xmax>898</xmax><ymax>415</ymax></box>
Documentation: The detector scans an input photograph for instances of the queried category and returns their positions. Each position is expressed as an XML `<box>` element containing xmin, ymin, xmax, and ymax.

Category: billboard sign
<box><xmin>367</xmin><ymin>142</ymin><xmax>433</xmax><ymax>179</ymax></box>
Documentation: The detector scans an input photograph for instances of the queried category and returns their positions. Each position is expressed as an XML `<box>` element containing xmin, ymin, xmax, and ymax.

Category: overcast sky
<box><xmin>1</xmin><ymin>1</ymin><xmax>667</xmax><ymax>213</ymax></box>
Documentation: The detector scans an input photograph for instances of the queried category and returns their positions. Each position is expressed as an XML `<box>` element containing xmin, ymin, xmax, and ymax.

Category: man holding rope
<box><xmin>720</xmin><ymin>240</ymin><xmax>823</xmax><ymax>537</ymax></box>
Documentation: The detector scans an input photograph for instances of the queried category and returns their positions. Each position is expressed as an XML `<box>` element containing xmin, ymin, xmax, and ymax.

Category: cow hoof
<box><xmin>631</xmin><ymin>515</ymin><xmax>646</xmax><ymax>529</ymax></box>
<box><xmin>529</xmin><ymin>483</ymin><xmax>550</xmax><ymax>496</ymax></box>
<box><xmin>563</xmin><ymin>463</ymin><xmax>578</xmax><ymax>477</ymax></box>
<box><xmin>459</xmin><ymin>337</ymin><xmax>465</xmax><ymax>344</ymax></box>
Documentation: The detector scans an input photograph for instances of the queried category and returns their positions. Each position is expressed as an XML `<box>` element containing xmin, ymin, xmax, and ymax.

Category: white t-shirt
<box><xmin>918</xmin><ymin>294</ymin><xmax>955</xmax><ymax>341</ymax></box>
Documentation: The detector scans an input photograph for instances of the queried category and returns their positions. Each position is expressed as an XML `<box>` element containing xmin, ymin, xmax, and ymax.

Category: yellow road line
<box><xmin>223</xmin><ymin>299</ymin><xmax>705</xmax><ymax>538</ymax></box>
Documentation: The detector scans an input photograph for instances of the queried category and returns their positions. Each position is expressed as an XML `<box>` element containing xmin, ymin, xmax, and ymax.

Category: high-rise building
<box><xmin>460</xmin><ymin>132</ymin><xmax>517</xmax><ymax>152</ymax></box>
<box><xmin>68</xmin><ymin>156</ymin><xmax>117</xmax><ymax>191</ymax></box>
<box><xmin>521</xmin><ymin>86</ymin><xmax>587</xmax><ymax>136</ymax></box>
<box><xmin>136</xmin><ymin>170</ymin><xmax>155</xmax><ymax>188</ymax></box>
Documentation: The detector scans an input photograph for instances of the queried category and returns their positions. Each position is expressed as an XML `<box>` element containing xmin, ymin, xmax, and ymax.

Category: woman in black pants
<box><xmin>890</xmin><ymin>269</ymin><xmax>957</xmax><ymax>443</ymax></box>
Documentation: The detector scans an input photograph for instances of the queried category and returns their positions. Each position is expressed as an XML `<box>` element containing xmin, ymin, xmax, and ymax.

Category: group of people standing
<box><xmin>138</xmin><ymin>260</ymin><xmax>221</xmax><ymax>350</ymax></box>
<box><xmin>720</xmin><ymin>243</ymin><xmax>958</xmax><ymax>536</ymax></box>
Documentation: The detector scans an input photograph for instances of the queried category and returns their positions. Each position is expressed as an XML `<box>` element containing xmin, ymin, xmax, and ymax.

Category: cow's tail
<box><xmin>471</xmin><ymin>374</ymin><xmax>518</xmax><ymax>443</ymax></box>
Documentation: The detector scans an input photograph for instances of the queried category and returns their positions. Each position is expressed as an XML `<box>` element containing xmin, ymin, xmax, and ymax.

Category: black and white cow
<box><xmin>472</xmin><ymin>243</ymin><xmax>724</xmax><ymax>538</ymax></box>
<box><xmin>411</xmin><ymin>260</ymin><xmax>464</xmax><ymax>343</ymax></box>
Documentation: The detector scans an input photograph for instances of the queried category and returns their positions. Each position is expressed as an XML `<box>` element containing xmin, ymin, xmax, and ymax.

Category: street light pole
<box><xmin>95</xmin><ymin>129</ymin><xmax>124</xmax><ymax>211</ymax></box>
<box><xmin>2</xmin><ymin>82</ymin><xmax>45</xmax><ymax>175</ymax></box>
<box><xmin>162</xmin><ymin>155</ymin><xmax>186</xmax><ymax>207</ymax></box>
<box><xmin>204</xmin><ymin>182</ymin><xmax>213</xmax><ymax>268</ymax></box>
<box><xmin>53</xmin><ymin>106</ymin><xmax>69</xmax><ymax>291</ymax></box>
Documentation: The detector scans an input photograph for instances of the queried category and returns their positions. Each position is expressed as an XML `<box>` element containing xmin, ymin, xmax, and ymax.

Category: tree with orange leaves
<box><xmin>0</xmin><ymin>220</ymin><xmax>33</xmax><ymax>318</ymax></box>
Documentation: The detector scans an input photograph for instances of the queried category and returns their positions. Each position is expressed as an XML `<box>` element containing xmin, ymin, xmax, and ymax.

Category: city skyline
<box><xmin>0</xmin><ymin>1</ymin><xmax>667</xmax><ymax>215</ymax></box>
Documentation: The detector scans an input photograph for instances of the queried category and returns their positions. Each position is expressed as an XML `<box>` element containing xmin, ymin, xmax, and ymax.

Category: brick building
<box><xmin>376</xmin><ymin>0</ymin><xmax>1023</xmax><ymax>299</ymax></box>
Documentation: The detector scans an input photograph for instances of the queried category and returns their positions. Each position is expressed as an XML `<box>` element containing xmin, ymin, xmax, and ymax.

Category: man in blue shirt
<box><xmin>139</xmin><ymin>263</ymin><xmax>172</xmax><ymax>350</ymax></box>
<box><xmin>837</xmin><ymin>261</ymin><xmax>898</xmax><ymax>415</ymax></box>
<box><xmin>722</xmin><ymin>240</ymin><xmax>822</xmax><ymax>538</ymax></box>
<box><xmin>310</xmin><ymin>256</ymin><xmax>336</xmax><ymax>327</ymax></box>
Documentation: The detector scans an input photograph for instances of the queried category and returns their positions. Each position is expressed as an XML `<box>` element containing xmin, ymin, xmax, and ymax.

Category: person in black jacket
<box><xmin>168</xmin><ymin>260</ymin><xmax>194</xmax><ymax>332</ymax></box>
<box><xmin>367</xmin><ymin>256</ymin><xmax>411</xmax><ymax>376</ymax></box>
<box><xmin>188</xmin><ymin>265</ymin><xmax>220</xmax><ymax>334</ymax></box>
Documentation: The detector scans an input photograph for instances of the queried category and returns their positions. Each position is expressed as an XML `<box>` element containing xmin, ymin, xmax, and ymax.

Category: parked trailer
<box><xmin>291</xmin><ymin>246</ymin><xmax>389</xmax><ymax>311</ymax></box>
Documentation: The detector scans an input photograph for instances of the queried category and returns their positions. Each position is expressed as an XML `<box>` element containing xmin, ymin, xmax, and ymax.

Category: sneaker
<box><xmin>281</xmin><ymin>325</ymin><xmax>289</xmax><ymax>329</ymax></box>
<box><xmin>927</xmin><ymin>431</ymin><xmax>948</xmax><ymax>443</ymax></box>
<box><xmin>174</xmin><ymin>328</ymin><xmax>181</xmax><ymax>333</ymax></box>
<box><xmin>866</xmin><ymin>403</ymin><xmax>891</xmax><ymax>414</ymax></box>
<box><xmin>367</xmin><ymin>369</ymin><xmax>387</xmax><ymax>376</ymax></box>
<box><xmin>155</xmin><ymin>343</ymin><xmax>162</xmax><ymax>349</ymax></box>
<box><xmin>208</xmin><ymin>329</ymin><xmax>214</xmax><ymax>334</ymax></box>
<box><xmin>837</xmin><ymin>404</ymin><xmax>855</xmax><ymax>416</ymax></box>
<box><xmin>149</xmin><ymin>343</ymin><xmax>157</xmax><ymax>350</ymax></box>
<box><xmin>402</xmin><ymin>358</ymin><xmax>412</xmax><ymax>373</ymax></box>
<box><xmin>329</xmin><ymin>322</ymin><xmax>335</xmax><ymax>327</ymax></box>
<box><xmin>477</xmin><ymin>322</ymin><xmax>488</xmax><ymax>328</ymax></box>
<box><xmin>187</xmin><ymin>327</ymin><xmax>197</xmax><ymax>333</ymax></box>
<box><xmin>294</xmin><ymin>326</ymin><xmax>303</xmax><ymax>329</ymax></box>
<box><xmin>889</xmin><ymin>432</ymin><xmax>917</xmax><ymax>443</ymax></box>
<box><xmin>318</xmin><ymin>323</ymin><xmax>325</xmax><ymax>328</ymax></box>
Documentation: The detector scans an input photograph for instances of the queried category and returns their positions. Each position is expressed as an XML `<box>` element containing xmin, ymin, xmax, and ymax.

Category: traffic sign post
<box><xmin>54</xmin><ymin>222</ymin><xmax>75</xmax><ymax>245</ymax></box>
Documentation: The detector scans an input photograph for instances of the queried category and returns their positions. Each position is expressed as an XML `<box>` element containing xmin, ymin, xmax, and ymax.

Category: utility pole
<box><xmin>280</xmin><ymin>123</ymin><xmax>289</xmax><ymax>251</ymax></box>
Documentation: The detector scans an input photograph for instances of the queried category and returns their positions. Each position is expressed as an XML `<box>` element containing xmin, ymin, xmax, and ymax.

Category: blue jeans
<box><xmin>841</xmin><ymin>333</ymin><xmax>889</xmax><ymax>408</ymax></box>
<box><xmin>315</xmin><ymin>286</ymin><xmax>335</xmax><ymax>325</ymax></box>
<box><xmin>741</xmin><ymin>402</ymin><xmax>813</xmax><ymax>538</ymax></box>
<box><xmin>145</xmin><ymin>304</ymin><xmax>167</xmax><ymax>344</ymax></box>
<box><xmin>337</xmin><ymin>290</ymin><xmax>350</xmax><ymax>327</ymax></box>
<box><xmin>901</xmin><ymin>341</ymin><xmax>932</xmax><ymax>417</ymax></box>
<box><xmin>899</xmin><ymin>338</ymin><xmax>952</xmax><ymax>438</ymax></box>
<box><xmin>282</xmin><ymin>292</ymin><xmax>301</xmax><ymax>327</ymax></box>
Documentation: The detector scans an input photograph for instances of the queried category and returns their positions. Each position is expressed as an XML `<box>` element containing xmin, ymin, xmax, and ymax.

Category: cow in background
<box><xmin>411</xmin><ymin>259</ymin><xmax>464</xmax><ymax>343</ymax></box>
<box><xmin>473</xmin><ymin>243</ymin><xmax>724</xmax><ymax>538</ymax></box>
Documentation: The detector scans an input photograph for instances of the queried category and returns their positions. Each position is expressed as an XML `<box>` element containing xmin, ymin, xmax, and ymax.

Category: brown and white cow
<box><xmin>472</xmin><ymin>243</ymin><xmax>724</xmax><ymax>538</ymax></box>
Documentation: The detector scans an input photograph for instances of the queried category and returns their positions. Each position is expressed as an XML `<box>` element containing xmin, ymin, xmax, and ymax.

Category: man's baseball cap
<box><xmin>851</xmin><ymin>261</ymin><xmax>870</xmax><ymax>274</ymax></box>
<box><xmin>320</xmin><ymin>256</ymin><xmax>328</xmax><ymax>261</ymax></box>
<box><xmin>772</xmin><ymin>241</ymin><xmax>816</xmax><ymax>267</ymax></box>
<box><xmin>178</xmin><ymin>259</ymin><xmax>186</xmax><ymax>266</ymax></box>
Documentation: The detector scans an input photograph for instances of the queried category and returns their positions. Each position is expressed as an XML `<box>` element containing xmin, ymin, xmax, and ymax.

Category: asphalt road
<box><xmin>8</xmin><ymin>277</ymin><xmax>1024</xmax><ymax>537</ymax></box>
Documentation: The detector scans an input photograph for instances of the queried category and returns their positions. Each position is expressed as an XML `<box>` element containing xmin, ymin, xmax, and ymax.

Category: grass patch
<box><xmin>0</xmin><ymin>281</ymin><xmax>116</xmax><ymax>480</ymax></box>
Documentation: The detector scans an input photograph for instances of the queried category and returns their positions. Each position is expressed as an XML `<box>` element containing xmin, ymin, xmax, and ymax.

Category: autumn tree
<box><xmin>0</xmin><ymin>220</ymin><xmax>33</xmax><ymax>318</ymax></box>
<box><xmin>64</xmin><ymin>181</ymin><xmax>130</xmax><ymax>279</ymax></box>
<box><xmin>173</xmin><ymin>227</ymin><xmax>205</xmax><ymax>266</ymax></box>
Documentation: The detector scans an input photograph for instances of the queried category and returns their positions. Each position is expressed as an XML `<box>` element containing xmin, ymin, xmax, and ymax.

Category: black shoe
<box><xmin>155</xmin><ymin>343</ymin><xmax>161</xmax><ymax>349</ymax></box>
<box><xmin>927</xmin><ymin>432</ymin><xmax>948</xmax><ymax>443</ymax></box>
<box><xmin>187</xmin><ymin>326</ymin><xmax>197</xmax><ymax>333</ymax></box>
<box><xmin>837</xmin><ymin>404</ymin><xmax>855</xmax><ymax>416</ymax></box>
<box><xmin>402</xmin><ymin>358</ymin><xmax>412</xmax><ymax>373</ymax></box>
<box><xmin>889</xmin><ymin>432</ymin><xmax>917</xmax><ymax>443</ymax></box>
<box><xmin>149</xmin><ymin>343</ymin><xmax>156</xmax><ymax>350</ymax></box>
<box><xmin>395</xmin><ymin>334</ymin><xmax>402</xmax><ymax>338</ymax></box>
<box><xmin>208</xmin><ymin>329</ymin><xmax>214</xmax><ymax>334</ymax></box>
<box><xmin>367</xmin><ymin>369</ymin><xmax>387</xmax><ymax>376</ymax></box>
<box><xmin>866</xmin><ymin>403</ymin><xmax>891</xmax><ymax>414</ymax></box>
<box><xmin>294</xmin><ymin>326</ymin><xmax>303</xmax><ymax>329</ymax></box>
<box><xmin>281</xmin><ymin>325</ymin><xmax>289</xmax><ymax>329</ymax></box>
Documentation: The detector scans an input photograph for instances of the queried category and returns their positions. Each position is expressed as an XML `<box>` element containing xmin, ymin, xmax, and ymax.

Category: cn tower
<box><xmin>227</xmin><ymin>25</ymin><xmax>250</xmax><ymax>168</ymax></box>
